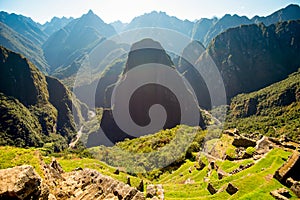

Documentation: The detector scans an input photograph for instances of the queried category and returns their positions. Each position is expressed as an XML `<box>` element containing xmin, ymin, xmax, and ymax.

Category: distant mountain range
<box><xmin>0</xmin><ymin>4</ymin><xmax>299</xmax><ymax>75</ymax></box>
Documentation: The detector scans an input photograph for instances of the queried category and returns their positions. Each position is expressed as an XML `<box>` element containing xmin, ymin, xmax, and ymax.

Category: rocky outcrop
<box><xmin>0</xmin><ymin>158</ymin><xmax>145</xmax><ymax>200</ymax></box>
<box><xmin>0</xmin><ymin>165</ymin><xmax>48</xmax><ymax>200</ymax></box>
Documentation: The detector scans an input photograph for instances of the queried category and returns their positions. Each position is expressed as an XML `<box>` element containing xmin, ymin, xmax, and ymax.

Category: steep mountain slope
<box><xmin>0</xmin><ymin>11</ymin><xmax>47</xmax><ymax>46</ymax></box>
<box><xmin>40</xmin><ymin>16</ymin><xmax>74</xmax><ymax>36</ymax></box>
<box><xmin>226</xmin><ymin>70</ymin><xmax>300</xmax><ymax>142</ymax></box>
<box><xmin>176</xmin><ymin>40</ymin><xmax>211</xmax><ymax>110</ymax></box>
<box><xmin>0</xmin><ymin>46</ymin><xmax>87</xmax><ymax>149</ymax></box>
<box><xmin>0</xmin><ymin>23</ymin><xmax>49</xmax><ymax>72</ymax></box>
<box><xmin>252</xmin><ymin>4</ymin><xmax>300</xmax><ymax>26</ymax></box>
<box><xmin>204</xmin><ymin>20</ymin><xmax>300</xmax><ymax>102</ymax></box>
<box><xmin>191</xmin><ymin>18</ymin><xmax>216</xmax><ymax>44</ymax></box>
<box><xmin>43</xmin><ymin>10</ymin><xmax>116</xmax><ymax>71</ymax></box>
<box><xmin>203</xmin><ymin>14</ymin><xmax>252</xmax><ymax>46</ymax></box>
<box><xmin>124</xmin><ymin>11</ymin><xmax>193</xmax><ymax>36</ymax></box>
<box><xmin>86</xmin><ymin>39</ymin><xmax>205</xmax><ymax>145</ymax></box>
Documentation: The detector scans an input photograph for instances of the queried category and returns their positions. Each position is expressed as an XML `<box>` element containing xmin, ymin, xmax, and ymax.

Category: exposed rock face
<box><xmin>0</xmin><ymin>165</ymin><xmax>47</xmax><ymax>200</ymax></box>
<box><xmin>0</xmin><ymin>157</ymin><xmax>145</xmax><ymax>200</ymax></box>
<box><xmin>226</xmin><ymin>183</ymin><xmax>238</xmax><ymax>195</ymax></box>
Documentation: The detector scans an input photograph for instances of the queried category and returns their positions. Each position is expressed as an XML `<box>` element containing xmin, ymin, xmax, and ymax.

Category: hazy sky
<box><xmin>1</xmin><ymin>0</ymin><xmax>300</xmax><ymax>24</ymax></box>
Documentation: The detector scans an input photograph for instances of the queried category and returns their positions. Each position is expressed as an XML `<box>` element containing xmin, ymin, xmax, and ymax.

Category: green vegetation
<box><xmin>158</xmin><ymin>148</ymin><xmax>297</xmax><ymax>199</ymax></box>
<box><xmin>226</xmin><ymin>70</ymin><xmax>300</xmax><ymax>142</ymax></box>
<box><xmin>0</xmin><ymin>146</ymin><xmax>43</xmax><ymax>176</ymax></box>
<box><xmin>89</xmin><ymin>125</ymin><xmax>206</xmax><ymax>177</ymax></box>
<box><xmin>0</xmin><ymin>46</ymin><xmax>87</xmax><ymax>151</ymax></box>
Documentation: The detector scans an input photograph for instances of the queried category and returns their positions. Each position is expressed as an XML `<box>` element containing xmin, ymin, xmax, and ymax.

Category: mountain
<box><xmin>203</xmin><ymin>14</ymin><xmax>252</xmax><ymax>46</ymax></box>
<box><xmin>124</xmin><ymin>11</ymin><xmax>193</xmax><ymax>36</ymax></box>
<box><xmin>43</xmin><ymin>10</ymin><xmax>116</xmax><ymax>71</ymax></box>
<box><xmin>191</xmin><ymin>18</ymin><xmax>216</xmax><ymax>44</ymax></box>
<box><xmin>88</xmin><ymin>38</ymin><xmax>205</xmax><ymax>145</ymax></box>
<box><xmin>0</xmin><ymin>46</ymin><xmax>87</xmax><ymax>150</ymax></box>
<box><xmin>41</xmin><ymin>16</ymin><xmax>74</xmax><ymax>36</ymax></box>
<box><xmin>252</xmin><ymin>4</ymin><xmax>300</xmax><ymax>26</ymax></box>
<box><xmin>176</xmin><ymin>40</ymin><xmax>211</xmax><ymax>110</ymax></box>
<box><xmin>0</xmin><ymin>22</ymin><xmax>49</xmax><ymax>72</ymax></box>
<box><xmin>226</xmin><ymin>69</ymin><xmax>300</xmax><ymax>142</ymax></box>
<box><xmin>0</xmin><ymin>11</ymin><xmax>47</xmax><ymax>46</ymax></box>
<box><xmin>205</xmin><ymin>20</ymin><xmax>300</xmax><ymax>102</ymax></box>
<box><xmin>110</xmin><ymin>20</ymin><xmax>128</xmax><ymax>33</ymax></box>
<box><xmin>192</xmin><ymin>4</ymin><xmax>300</xmax><ymax>46</ymax></box>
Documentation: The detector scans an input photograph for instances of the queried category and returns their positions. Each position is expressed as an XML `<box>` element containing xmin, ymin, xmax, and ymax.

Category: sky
<box><xmin>1</xmin><ymin>0</ymin><xmax>300</xmax><ymax>24</ymax></box>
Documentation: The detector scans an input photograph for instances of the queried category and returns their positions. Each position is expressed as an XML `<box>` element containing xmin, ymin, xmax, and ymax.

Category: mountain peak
<box><xmin>87</xmin><ymin>9</ymin><xmax>95</xmax><ymax>15</ymax></box>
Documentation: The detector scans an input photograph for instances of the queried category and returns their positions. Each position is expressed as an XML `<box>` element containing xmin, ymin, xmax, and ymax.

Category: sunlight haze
<box><xmin>1</xmin><ymin>0</ymin><xmax>300</xmax><ymax>24</ymax></box>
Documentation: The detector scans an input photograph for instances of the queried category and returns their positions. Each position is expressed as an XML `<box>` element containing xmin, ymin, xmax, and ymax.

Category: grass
<box><xmin>0</xmin><ymin>146</ymin><xmax>43</xmax><ymax>176</ymax></box>
<box><xmin>0</xmin><ymin>137</ymin><xmax>298</xmax><ymax>199</ymax></box>
<box><xmin>158</xmin><ymin>148</ymin><xmax>298</xmax><ymax>199</ymax></box>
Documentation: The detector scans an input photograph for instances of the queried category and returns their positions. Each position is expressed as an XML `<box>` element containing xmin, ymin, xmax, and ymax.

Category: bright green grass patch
<box><xmin>0</xmin><ymin>146</ymin><xmax>43</xmax><ymax>176</ymax></box>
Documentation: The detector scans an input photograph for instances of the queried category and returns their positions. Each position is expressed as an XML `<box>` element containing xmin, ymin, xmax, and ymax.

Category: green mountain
<box><xmin>40</xmin><ymin>16</ymin><xmax>74</xmax><ymax>36</ymax></box>
<box><xmin>0</xmin><ymin>11</ymin><xmax>48</xmax><ymax>46</ymax></box>
<box><xmin>226</xmin><ymin>69</ymin><xmax>300</xmax><ymax>142</ymax></box>
<box><xmin>0</xmin><ymin>46</ymin><xmax>87</xmax><ymax>150</ymax></box>
<box><xmin>0</xmin><ymin>22</ymin><xmax>49</xmax><ymax>72</ymax></box>
<box><xmin>205</xmin><ymin>20</ymin><xmax>300</xmax><ymax>102</ymax></box>
<box><xmin>43</xmin><ymin>10</ymin><xmax>116</xmax><ymax>71</ymax></box>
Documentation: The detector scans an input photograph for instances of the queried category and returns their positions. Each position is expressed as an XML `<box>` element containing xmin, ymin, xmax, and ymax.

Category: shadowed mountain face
<box><xmin>0</xmin><ymin>46</ymin><xmax>87</xmax><ymax>149</ymax></box>
<box><xmin>88</xmin><ymin>39</ymin><xmax>205</xmax><ymax>145</ymax></box>
<box><xmin>205</xmin><ymin>20</ymin><xmax>300</xmax><ymax>102</ymax></box>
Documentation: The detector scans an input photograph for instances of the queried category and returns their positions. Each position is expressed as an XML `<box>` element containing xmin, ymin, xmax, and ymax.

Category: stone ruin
<box><xmin>274</xmin><ymin>150</ymin><xmax>300</xmax><ymax>198</ymax></box>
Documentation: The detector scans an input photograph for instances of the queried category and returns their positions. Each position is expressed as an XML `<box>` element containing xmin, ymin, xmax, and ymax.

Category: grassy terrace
<box><xmin>0</xmin><ymin>144</ymin><xmax>298</xmax><ymax>199</ymax></box>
